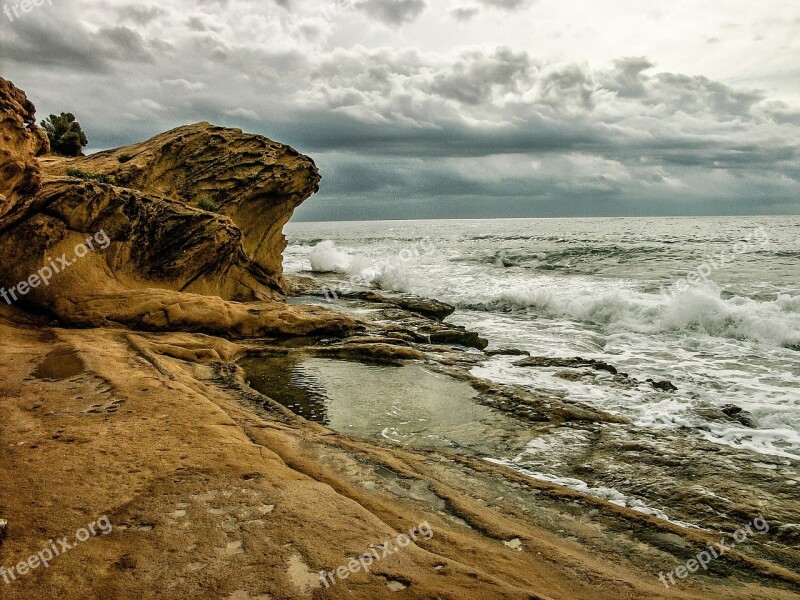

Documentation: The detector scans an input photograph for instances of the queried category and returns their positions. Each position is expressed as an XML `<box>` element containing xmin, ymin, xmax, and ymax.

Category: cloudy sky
<box><xmin>1</xmin><ymin>0</ymin><xmax>799</xmax><ymax>219</ymax></box>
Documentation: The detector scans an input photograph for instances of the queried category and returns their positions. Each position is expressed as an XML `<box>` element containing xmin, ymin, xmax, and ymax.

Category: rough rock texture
<box><xmin>0</xmin><ymin>77</ymin><xmax>49</xmax><ymax>220</ymax></box>
<box><xmin>2</xmin><ymin>307</ymin><xmax>799</xmax><ymax>600</ymax></box>
<box><xmin>0</xmin><ymin>81</ymin><xmax>352</xmax><ymax>338</ymax></box>
<box><xmin>40</xmin><ymin>122</ymin><xmax>319</xmax><ymax>288</ymax></box>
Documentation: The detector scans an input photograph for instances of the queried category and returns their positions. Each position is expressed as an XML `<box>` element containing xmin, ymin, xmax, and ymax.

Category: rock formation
<box><xmin>0</xmin><ymin>78</ymin><xmax>352</xmax><ymax>338</ymax></box>
<box><xmin>0</xmin><ymin>77</ymin><xmax>49</xmax><ymax>220</ymax></box>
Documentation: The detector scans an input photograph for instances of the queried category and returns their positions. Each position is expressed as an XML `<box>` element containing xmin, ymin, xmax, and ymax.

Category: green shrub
<box><xmin>66</xmin><ymin>168</ymin><xmax>114</xmax><ymax>184</ymax></box>
<box><xmin>199</xmin><ymin>198</ymin><xmax>217</xmax><ymax>212</ymax></box>
<box><xmin>41</xmin><ymin>113</ymin><xmax>88</xmax><ymax>157</ymax></box>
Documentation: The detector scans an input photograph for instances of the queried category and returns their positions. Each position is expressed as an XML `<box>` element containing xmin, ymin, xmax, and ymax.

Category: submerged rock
<box><xmin>648</xmin><ymin>379</ymin><xmax>678</xmax><ymax>393</ymax></box>
<box><xmin>514</xmin><ymin>356</ymin><xmax>618</xmax><ymax>375</ymax></box>
<box><xmin>721</xmin><ymin>404</ymin><xmax>759</xmax><ymax>428</ymax></box>
<box><xmin>486</xmin><ymin>348</ymin><xmax>531</xmax><ymax>357</ymax></box>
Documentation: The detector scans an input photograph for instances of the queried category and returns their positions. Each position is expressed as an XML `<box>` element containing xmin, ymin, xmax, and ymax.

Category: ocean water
<box><xmin>283</xmin><ymin>216</ymin><xmax>800</xmax><ymax>460</ymax></box>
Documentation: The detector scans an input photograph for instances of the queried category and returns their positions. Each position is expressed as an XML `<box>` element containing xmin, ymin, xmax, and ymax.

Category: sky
<box><xmin>1</xmin><ymin>0</ymin><xmax>799</xmax><ymax>220</ymax></box>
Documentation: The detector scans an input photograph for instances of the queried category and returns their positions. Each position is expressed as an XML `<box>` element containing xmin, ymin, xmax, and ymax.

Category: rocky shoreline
<box><xmin>1</xmin><ymin>77</ymin><xmax>799</xmax><ymax>599</ymax></box>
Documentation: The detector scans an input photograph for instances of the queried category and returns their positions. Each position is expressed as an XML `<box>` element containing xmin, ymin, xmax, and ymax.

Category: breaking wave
<box><xmin>303</xmin><ymin>240</ymin><xmax>800</xmax><ymax>347</ymax></box>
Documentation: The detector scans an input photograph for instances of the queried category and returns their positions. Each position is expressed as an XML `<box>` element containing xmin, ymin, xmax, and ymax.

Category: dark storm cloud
<box><xmin>115</xmin><ymin>5</ymin><xmax>167</xmax><ymax>25</ymax></box>
<box><xmin>292</xmin><ymin>46</ymin><xmax>796</xmax><ymax>174</ymax></box>
<box><xmin>449</xmin><ymin>0</ymin><xmax>534</xmax><ymax>21</ymax></box>
<box><xmin>0</xmin><ymin>11</ymin><xmax>153</xmax><ymax>72</ymax></box>
<box><xmin>427</xmin><ymin>47</ymin><xmax>533</xmax><ymax>105</ymax></box>
<box><xmin>355</xmin><ymin>0</ymin><xmax>427</xmax><ymax>25</ymax></box>
<box><xmin>1</xmin><ymin>0</ymin><xmax>798</xmax><ymax>219</ymax></box>
<box><xmin>479</xmin><ymin>0</ymin><xmax>533</xmax><ymax>9</ymax></box>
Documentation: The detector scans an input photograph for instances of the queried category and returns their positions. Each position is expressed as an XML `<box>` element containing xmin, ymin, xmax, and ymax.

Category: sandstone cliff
<box><xmin>0</xmin><ymin>77</ymin><xmax>49</xmax><ymax>220</ymax></box>
<box><xmin>0</xmin><ymin>78</ymin><xmax>351</xmax><ymax>338</ymax></box>
<box><xmin>40</xmin><ymin>122</ymin><xmax>321</xmax><ymax>290</ymax></box>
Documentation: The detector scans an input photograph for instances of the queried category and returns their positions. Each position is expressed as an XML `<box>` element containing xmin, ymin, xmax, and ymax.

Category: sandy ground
<box><xmin>1</xmin><ymin>304</ymin><xmax>799</xmax><ymax>600</ymax></box>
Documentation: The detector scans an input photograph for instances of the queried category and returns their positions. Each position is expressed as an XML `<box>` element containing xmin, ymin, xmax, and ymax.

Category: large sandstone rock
<box><xmin>0</xmin><ymin>79</ymin><xmax>353</xmax><ymax>338</ymax></box>
<box><xmin>0</xmin><ymin>77</ymin><xmax>49</xmax><ymax>221</ymax></box>
<box><xmin>41</xmin><ymin>122</ymin><xmax>321</xmax><ymax>287</ymax></box>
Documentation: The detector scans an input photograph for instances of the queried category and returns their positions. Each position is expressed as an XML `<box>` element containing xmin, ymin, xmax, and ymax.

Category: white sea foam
<box><xmin>285</xmin><ymin>219</ymin><xmax>800</xmax><ymax>462</ymax></box>
<box><xmin>301</xmin><ymin>240</ymin><xmax>800</xmax><ymax>348</ymax></box>
<box><xmin>309</xmin><ymin>240</ymin><xmax>352</xmax><ymax>273</ymax></box>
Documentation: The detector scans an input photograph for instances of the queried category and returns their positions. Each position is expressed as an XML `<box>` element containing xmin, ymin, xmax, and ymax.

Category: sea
<box><xmin>283</xmin><ymin>216</ymin><xmax>800</xmax><ymax>461</ymax></box>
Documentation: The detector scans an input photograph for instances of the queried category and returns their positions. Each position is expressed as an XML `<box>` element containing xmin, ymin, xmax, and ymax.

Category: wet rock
<box><xmin>284</xmin><ymin>281</ymin><xmax>485</xmax><ymax>348</ymax></box>
<box><xmin>648</xmin><ymin>379</ymin><xmax>678</xmax><ymax>393</ymax></box>
<box><xmin>388</xmin><ymin>295</ymin><xmax>455</xmax><ymax>321</ymax></box>
<box><xmin>469</xmin><ymin>381</ymin><xmax>627</xmax><ymax>425</ymax></box>
<box><xmin>514</xmin><ymin>356</ymin><xmax>618</xmax><ymax>375</ymax></box>
<box><xmin>425</xmin><ymin>328</ymin><xmax>489</xmax><ymax>350</ymax></box>
<box><xmin>775</xmin><ymin>524</ymin><xmax>800</xmax><ymax>544</ymax></box>
<box><xmin>515</xmin><ymin>357</ymin><xmax>569</xmax><ymax>368</ymax></box>
<box><xmin>554</xmin><ymin>370</ymin><xmax>590</xmax><ymax>381</ymax></box>
<box><xmin>486</xmin><ymin>349</ymin><xmax>531</xmax><ymax>357</ymax></box>
<box><xmin>721</xmin><ymin>404</ymin><xmax>758</xmax><ymax>428</ymax></box>
<box><xmin>315</xmin><ymin>343</ymin><xmax>426</xmax><ymax>363</ymax></box>
<box><xmin>325</xmin><ymin>290</ymin><xmax>455</xmax><ymax>321</ymax></box>
<box><xmin>589</xmin><ymin>361</ymin><xmax>618</xmax><ymax>375</ymax></box>
<box><xmin>343</xmin><ymin>336</ymin><xmax>412</xmax><ymax>347</ymax></box>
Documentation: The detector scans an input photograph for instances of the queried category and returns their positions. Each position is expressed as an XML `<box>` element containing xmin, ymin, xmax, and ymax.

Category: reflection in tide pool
<box><xmin>240</xmin><ymin>354</ymin><xmax>700</xmax><ymax>525</ymax></box>
<box><xmin>240</xmin><ymin>356</ymin><xmax>529</xmax><ymax>454</ymax></box>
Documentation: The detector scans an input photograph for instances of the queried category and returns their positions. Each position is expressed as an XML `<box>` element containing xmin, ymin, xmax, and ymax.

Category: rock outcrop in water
<box><xmin>0</xmin><ymin>77</ymin><xmax>351</xmax><ymax>338</ymax></box>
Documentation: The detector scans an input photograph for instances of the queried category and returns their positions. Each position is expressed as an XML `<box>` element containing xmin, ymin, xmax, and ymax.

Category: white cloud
<box><xmin>223</xmin><ymin>107</ymin><xmax>260</xmax><ymax>120</ymax></box>
<box><xmin>163</xmin><ymin>78</ymin><xmax>207</xmax><ymax>92</ymax></box>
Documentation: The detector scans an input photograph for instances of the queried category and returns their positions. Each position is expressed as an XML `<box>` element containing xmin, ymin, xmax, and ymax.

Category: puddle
<box><xmin>239</xmin><ymin>355</ymin><xmax>707</xmax><ymax>526</ymax></box>
<box><xmin>33</xmin><ymin>347</ymin><xmax>84</xmax><ymax>381</ymax></box>
<box><xmin>239</xmin><ymin>356</ymin><xmax>529</xmax><ymax>454</ymax></box>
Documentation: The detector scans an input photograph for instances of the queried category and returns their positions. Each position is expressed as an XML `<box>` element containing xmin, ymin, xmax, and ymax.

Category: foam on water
<box><xmin>284</xmin><ymin>217</ymin><xmax>800</xmax><ymax>461</ymax></box>
<box><xmin>308</xmin><ymin>240</ymin><xmax>352</xmax><ymax>273</ymax></box>
<box><xmin>300</xmin><ymin>238</ymin><xmax>800</xmax><ymax>348</ymax></box>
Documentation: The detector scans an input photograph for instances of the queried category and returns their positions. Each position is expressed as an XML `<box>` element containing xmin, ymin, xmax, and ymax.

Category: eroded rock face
<box><xmin>0</xmin><ymin>79</ymin><xmax>353</xmax><ymax>338</ymax></box>
<box><xmin>0</xmin><ymin>77</ymin><xmax>49</xmax><ymax>220</ymax></box>
<box><xmin>41</xmin><ymin>122</ymin><xmax>320</xmax><ymax>288</ymax></box>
